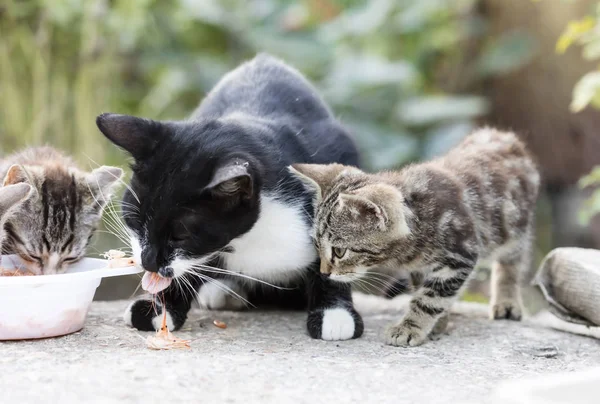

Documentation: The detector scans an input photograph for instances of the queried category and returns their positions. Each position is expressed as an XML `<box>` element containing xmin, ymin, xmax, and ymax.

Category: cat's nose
<box><xmin>141</xmin><ymin>249</ymin><xmax>158</xmax><ymax>272</ymax></box>
<box><xmin>159</xmin><ymin>266</ymin><xmax>174</xmax><ymax>278</ymax></box>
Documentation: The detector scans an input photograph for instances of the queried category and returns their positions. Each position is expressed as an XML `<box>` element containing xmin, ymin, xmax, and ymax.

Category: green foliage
<box><xmin>556</xmin><ymin>9</ymin><xmax>600</xmax><ymax>112</ymax></box>
<box><xmin>1</xmin><ymin>0</ymin><xmax>533</xmax><ymax>172</ymax></box>
<box><xmin>557</xmin><ymin>3</ymin><xmax>600</xmax><ymax>222</ymax></box>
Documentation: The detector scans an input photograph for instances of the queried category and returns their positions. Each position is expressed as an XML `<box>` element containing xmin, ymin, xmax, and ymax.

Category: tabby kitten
<box><xmin>0</xmin><ymin>147</ymin><xmax>123</xmax><ymax>274</ymax></box>
<box><xmin>291</xmin><ymin>128</ymin><xmax>540</xmax><ymax>347</ymax></box>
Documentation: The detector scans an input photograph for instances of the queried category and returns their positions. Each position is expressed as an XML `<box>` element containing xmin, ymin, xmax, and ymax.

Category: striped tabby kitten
<box><xmin>291</xmin><ymin>128</ymin><xmax>540</xmax><ymax>347</ymax></box>
<box><xmin>0</xmin><ymin>147</ymin><xmax>123</xmax><ymax>274</ymax></box>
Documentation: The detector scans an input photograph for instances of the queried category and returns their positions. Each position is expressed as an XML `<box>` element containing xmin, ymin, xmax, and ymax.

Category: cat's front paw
<box><xmin>385</xmin><ymin>321</ymin><xmax>428</xmax><ymax>347</ymax></box>
<box><xmin>123</xmin><ymin>298</ymin><xmax>183</xmax><ymax>331</ymax></box>
<box><xmin>307</xmin><ymin>307</ymin><xmax>364</xmax><ymax>341</ymax></box>
<box><xmin>490</xmin><ymin>299</ymin><xmax>522</xmax><ymax>321</ymax></box>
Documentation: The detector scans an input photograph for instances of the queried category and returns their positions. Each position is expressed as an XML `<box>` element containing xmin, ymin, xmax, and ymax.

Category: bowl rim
<box><xmin>0</xmin><ymin>254</ymin><xmax>142</xmax><ymax>286</ymax></box>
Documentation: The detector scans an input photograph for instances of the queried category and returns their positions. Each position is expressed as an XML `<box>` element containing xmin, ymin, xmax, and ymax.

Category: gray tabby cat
<box><xmin>0</xmin><ymin>147</ymin><xmax>123</xmax><ymax>274</ymax></box>
<box><xmin>290</xmin><ymin>128</ymin><xmax>540</xmax><ymax>347</ymax></box>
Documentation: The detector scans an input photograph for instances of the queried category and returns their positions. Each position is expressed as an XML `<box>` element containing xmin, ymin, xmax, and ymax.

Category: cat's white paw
<box><xmin>490</xmin><ymin>299</ymin><xmax>522</xmax><ymax>321</ymax></box>
<box><xmin>197</xmin><ymin>281</ymin><xmax>247</xmax><ymax>311</ymax></box>
<box><xmin>385</xmin><ymin>321</ymin><xmax>428</xmax><ymax>347</ymax></box>
<box><xmin>123</xmin><ymin>298</ymin><xmax>170</xmax><ymax>331</ymax></box>
<box><xmin>123</xmin><ymin>300</ymin><xmax>137</xmax><ymax>327</ymax></box>
<box><xmin>320</xmin><ymin>308</ymin><xmax>356</xmax><ymax>341</ymax></box>
<box><xmin>151</xmin><ymin>309</ymin><xmax>175</xmax><ymax>331</ymax></box>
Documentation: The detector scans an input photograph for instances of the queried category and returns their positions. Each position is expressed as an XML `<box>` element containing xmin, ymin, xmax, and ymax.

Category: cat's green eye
<box><xmin>332</xmin><ymin>247</ymin><xmax>347</xmax><ymax>259</ymax></box>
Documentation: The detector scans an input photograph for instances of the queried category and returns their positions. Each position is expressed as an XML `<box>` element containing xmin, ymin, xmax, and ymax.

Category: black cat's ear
<box><xmin>96</xmin><ymin>113</ymin><xmax>159</xmax><ymax>159</ymax></box>
<box><xmin>0</xmin><ymin>183</ymin><xmax>32</xmax><ymax>216</ymax></box>
<box><xmin>205</xmin><ymin>160</ymin><xmax>253</xmax><ymax>200</ymax></box>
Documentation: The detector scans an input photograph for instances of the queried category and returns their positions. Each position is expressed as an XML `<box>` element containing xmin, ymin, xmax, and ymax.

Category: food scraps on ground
<box><xmin>146</xmin><ymin>310</ymin><xmax>190</xmax><ymax>350</ymax></box>
<box><xmin>213</xmin><ymin>320</ymin><xmax>227</xmax><ymax>329</ymax></box>
<box><xmin>103</xmin><ymin>250</ymin><xmax>136</xmax><ymax>268</ymax></box>
<box><xmin>141</xmin><ymin>271</ymin><xmax>172</xmax><ymax>294</ymax></box>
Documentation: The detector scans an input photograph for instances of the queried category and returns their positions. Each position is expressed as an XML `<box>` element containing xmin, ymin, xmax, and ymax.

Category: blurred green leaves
<box><xmin>558</xmin><ymin>4</ymin><xmax>600</xmax><ymax>224</ymax></box>
<box><xmin>0</xmin><ymin>0</ymin><xmax>534</xmax><ymax>171</ymax></box>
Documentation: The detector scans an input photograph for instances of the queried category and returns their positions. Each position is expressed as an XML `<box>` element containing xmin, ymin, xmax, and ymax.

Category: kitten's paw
<box><xmin>197</xmin><ymin>281</ymin><xmax>248</xmax><ymax>311</ymax></box>
<box><xmin>307</xmin><ymin>307</ymin><xmax>364</xmax><ymax>341</ymax></box>
<box><xmin>385</xmin><ymin>322</ymin><xmax>428</xmax><ymax>347</ymax></box>
<box><xmin>490</xmin><ymin>299</ymin><xmax>522</xmax><ymax>321</ymax></box>
<box><xmin>123</xmin><ymin>299</ymin><xmax>182</xmax><ymax>331</ymax></box>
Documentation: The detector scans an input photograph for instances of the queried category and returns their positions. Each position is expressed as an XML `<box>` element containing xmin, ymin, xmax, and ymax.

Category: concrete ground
<box><xmin>2</xmin><ymin>294</ymin><xmax>599</xmax><ymax>404</ymax></box>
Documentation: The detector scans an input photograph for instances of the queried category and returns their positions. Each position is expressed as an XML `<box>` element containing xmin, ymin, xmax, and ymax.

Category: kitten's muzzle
<box><xmin>319</xmin><ymin>260</ymin><xmax>331</xmax><ymax>275</ymax></box>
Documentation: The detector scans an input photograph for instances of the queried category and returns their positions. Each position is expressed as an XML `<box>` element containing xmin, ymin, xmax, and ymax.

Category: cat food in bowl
<box><xmin>0</xmin><ymin>254</ymin><xmax>142</xmax><ymax>340</ymax></box>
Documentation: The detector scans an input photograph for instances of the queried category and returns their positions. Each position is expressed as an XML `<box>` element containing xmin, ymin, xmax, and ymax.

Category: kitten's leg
<box><xmin>197</xmin><ymin>278</ymin><xmax>249</xmax><ymax>311</ymax></box>
<box><xmin>490</xmin><ymin>241</ymin><xmax>529</xmax><ymax>321</ymax></box>
<box><xmin>385</xmin><ymin>258</ymin><xmax>475</xmax><ymax>347</ymax></box>
<box><xmin>123</xmin><ymin>273</ymin><xmax>201</xmax><ymax>331</ymax></box>
<box><xmin>306</xmin><ymin>265</ymin><xmax>364</xmax><ymax>341</ymax></box>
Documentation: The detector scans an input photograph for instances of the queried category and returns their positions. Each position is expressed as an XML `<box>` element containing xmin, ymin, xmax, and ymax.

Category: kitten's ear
<box><xmin>0</xmin><ymin>183</ymin><xmax>32</xmax><ymax>216</ymax></box>
<box><xmin>87</xmin><ymin>166</ymin><xmax>124</xmax><ymax>198</ymax></box>
<box><xmin>205</xmin><ymin>160</ymin><xmax>253</xmax><ymax>200</ymax></box>
<box><xmin>289</xmin><ymin>163</ymin><xmax>360</xmax><ymax>202</ymax></box>
<box><xmin>338</xmin><ymin>194</ymin><xmax>387</xmax><ymax>231</ymax></box>
<box><xmin>3</xmin><ymin>164</ymin><xmax>29</xmax><ymax>186</ymax></box>
<box><xmin>96</xmin><ymin>113</ymin><xmax>159</xmax><ymax>159</ymax></box>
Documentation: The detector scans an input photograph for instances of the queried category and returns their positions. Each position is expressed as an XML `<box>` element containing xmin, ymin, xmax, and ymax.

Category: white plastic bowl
<box><xmin>0</xmin><ymin>254</ymin><xmax>142</xmax><ymax>340</ymax></box>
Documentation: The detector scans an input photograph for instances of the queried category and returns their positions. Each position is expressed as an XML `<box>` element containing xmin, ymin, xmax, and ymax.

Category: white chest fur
<box><xmin>223</xmin><ymin>194</ymin><xmax>317</xmax><ymax>283</ymax></box>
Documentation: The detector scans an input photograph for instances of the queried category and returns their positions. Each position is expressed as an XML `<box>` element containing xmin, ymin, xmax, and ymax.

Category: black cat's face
<box><xmin>96</xmin><ymin>113</ymin><xmax>261</xmax><ymax>279</ymax></box>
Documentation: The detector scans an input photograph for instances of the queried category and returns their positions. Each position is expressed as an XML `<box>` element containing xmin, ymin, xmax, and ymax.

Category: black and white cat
<box><xmin>96</xmin><ymin>54</ymin><xmax>364</xmax><ymax>340</ymax></box>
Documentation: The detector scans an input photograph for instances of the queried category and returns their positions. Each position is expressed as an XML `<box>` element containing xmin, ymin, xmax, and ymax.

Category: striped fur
<box><xmin>291</xmin><ymin>128</ymin><xmax>540</xmax><ymax>347</ymax></box>
<box><xmin>0</xmin><ymin>147</ymin><xmax>122</xmax><ymax>274</ymax></box>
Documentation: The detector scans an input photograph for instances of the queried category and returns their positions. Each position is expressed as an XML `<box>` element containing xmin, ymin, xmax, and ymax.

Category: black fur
<box><xmin>97</xmin><ymin>54</ymin><xmax>363</xmax><ymax>340</ymax></box>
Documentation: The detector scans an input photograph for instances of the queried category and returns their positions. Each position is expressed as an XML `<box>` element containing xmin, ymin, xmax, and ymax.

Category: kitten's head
<box><xmin>290</xmin><ymin>163</ymin><xmax>410</xmax><ymax>282</ymax></box>
<box><xmin>96</xmin><ymin>113</ymin><xmax>262</xmax><ymax>280</ymax></box>
<box><xmin>2</xmin><ymin>162</ymin><xmax>123</xmax><ymax>275</ymax></box>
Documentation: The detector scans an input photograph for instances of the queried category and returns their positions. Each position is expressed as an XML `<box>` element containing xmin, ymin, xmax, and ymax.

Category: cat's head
<box><xmin>2</xmin><ymin>162</ymin><xmax>123</xmax><ymax>275</ymax></box>
<box><xmin>290</xmin><ymin>163</ymin><xmax>411</xmax><ymax>282</ymax></box>
<box><xmin>96</xmin><ymin>113</ymin><xmax>262</xmax><ymax>280</ymax></box>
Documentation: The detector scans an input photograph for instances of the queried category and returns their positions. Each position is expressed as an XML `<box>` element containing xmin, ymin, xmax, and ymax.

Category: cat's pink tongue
<box><xmin>141</xmin><ymin>272</ymin><xmax>172</xmax><ymax>294</ymax></box>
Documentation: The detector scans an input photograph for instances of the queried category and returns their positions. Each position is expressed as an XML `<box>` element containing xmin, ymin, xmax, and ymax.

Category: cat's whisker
<box><xmin>363</xmin><ymin>275</ymin><xmax>397</xmax><ymax>293</ymax></box>
<box><xmin>353</xmin><ymin>278</ymin><xmax>379</xmax><ymax>295</ymax></box>
<box><xmin>188</xmin><ymin>263</ymin><xmax>293</xmax><ymax>291</ymax></box>
<box><xmin>184</xmin><ymin>270</ymin><xmax>253</xmax><ymax>307</ymax></box>
<box><xmin>83</xmin><ymin>153</ymin><xmax>141</xmax><ymax>204</ymax></box>
<box><xmin>173</xmin><ymin>276</ymin><xmax>193</xmax><ymax>306</ymax></box>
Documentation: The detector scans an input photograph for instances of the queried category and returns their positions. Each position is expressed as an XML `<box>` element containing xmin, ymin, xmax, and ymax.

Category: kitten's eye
<box><xmin>332</xmin><ymin>247</ymin><xmax>347</xmax><ymax>259</ymax></box>
<box><xmin>63</xmin><ymin>256</ymin><xmax>79</xmax><ymax>263</ymax></box>
<box><xmin>27</xmin><ymin>254</ymin><xmax>42</xmax><ymax>263</ymax></box>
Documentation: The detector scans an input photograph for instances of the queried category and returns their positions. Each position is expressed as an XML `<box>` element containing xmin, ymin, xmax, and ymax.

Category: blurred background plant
<box><xmin>1</xmin><ymin>0</ymin><xmax>598</xmax><ymax>303</ymax></box>
<box><xmin>556</xmin><ymin>4</ymin><xmax>600</xmax><ymax>225</ymax></box>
